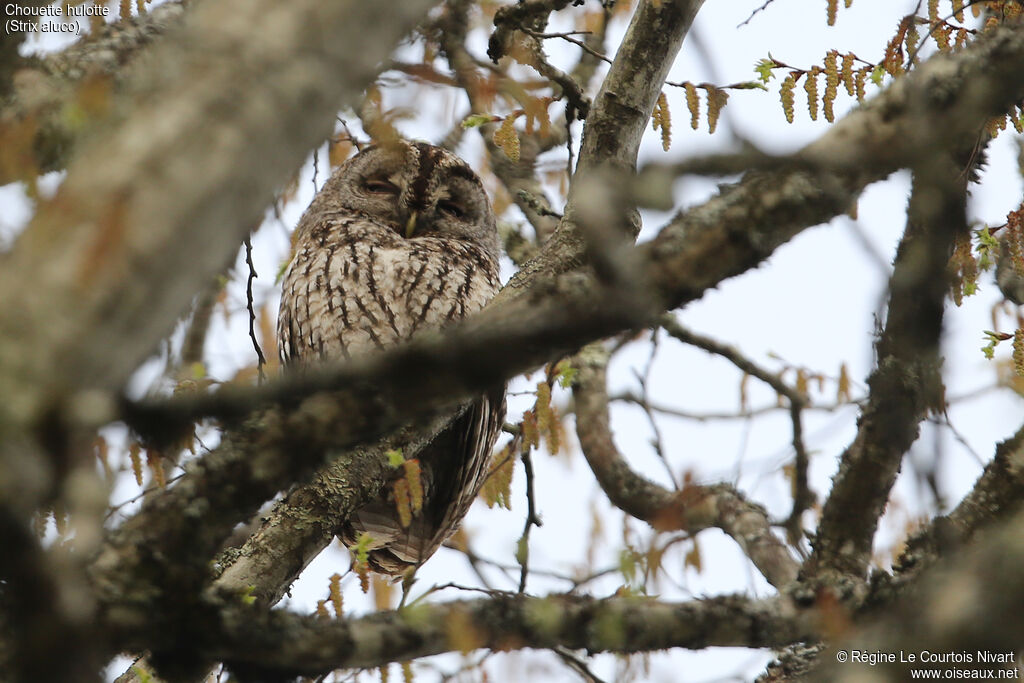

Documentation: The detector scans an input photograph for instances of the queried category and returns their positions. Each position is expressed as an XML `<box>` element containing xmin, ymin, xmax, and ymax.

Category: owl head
<box><xmin>311</xmin><ymin>140</ymin><xmax>501</xmax><ymax>262</ymax></box>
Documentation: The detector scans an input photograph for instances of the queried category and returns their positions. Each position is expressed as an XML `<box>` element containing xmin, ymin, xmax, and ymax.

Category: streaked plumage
<box><xmin>277</xmin><ymin>141</ymin><xmax>505</xmax><ymax>574</ymax></box>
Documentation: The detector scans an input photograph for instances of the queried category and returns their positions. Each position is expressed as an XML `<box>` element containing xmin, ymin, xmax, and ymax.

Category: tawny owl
<box><xmin>277</xmin><ymin>140</ymin><xmax>505</xmax><ymax>575</ymax></box>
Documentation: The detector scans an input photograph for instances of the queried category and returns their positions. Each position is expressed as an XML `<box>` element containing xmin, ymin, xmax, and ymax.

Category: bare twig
<box><xmin>631</xmin><ymin>330</ymin><xmax>679</xmax><ymax>489</ymax></box>
<box><xmin>553</xmin><ymin>646</ymin><xmax>608</xmax><ymax>683</ymax></box>
<box><xmin>738</xmin><ymin>0</ymin><xmax>779</xmax><ymax>28</ymax></box>
<box><xmin>518</xmin><ymin>28</ymin><xmax>592</xmax><ymax>118</ymax></box>
<box><xmin>612</xmin><ymin>392</ymin><xmax>861</xmax><ymax>421</ymax></box>
<box><xmin>517</xmin><ymin>449</ymin><xmax>543</xmax><ymax>593</ymax></box>
<box><xmin>243</xmin><ymin>236</ymin><xmax>267</xmax><ymax>384</ymax></box>
<box><xmin>527</xmin><ymin>29</ymin><xmax>613</xmax><ymax>65</ymax></box>
<box><xmin>659</xmin><ymin>316</ymin><xmax>813</xmax><ymax>535</ymax></box>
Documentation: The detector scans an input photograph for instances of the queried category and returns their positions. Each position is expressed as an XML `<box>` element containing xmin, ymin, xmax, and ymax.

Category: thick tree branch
<box><xmin>571</xmin><ymin>342</ymin><xmax>799</xmax><ymax>590</ymax></box>
<box><xmin>126</xmin><ymin>593</ymin><xmax>812</xmax><ymax>678</ymax></box>
<box><xmin>105</xmin><ymin>419</ymin><xmax>461</xmax><ymax>683</ymax></box>
<box><xmin>92</xmin><ymin>396</ymin><xmax>469</xmax><ymax>635</ymax></box>
<box><xmin>212</xmin><ymin>416</ymin><xmax>458</xmax><ymax>607</ymax></box>
<box><xmin>101</xmin><ymin>293</ymin><xmax>637</xmax><ymax>599</ymax></box>
<box><xmin>640</xmin><ymin>22</ymin><xmax>1024</xmax><ymax>310</ymax></box>
<box><xmin>808</xmin><ymin>151</ymin><xmax>967</xmax><ymax>583</ymax></box>
<box><xmin>502</xmin><ymin>0</ymin><xmax>705</xmax><ymax>292</ymax></box>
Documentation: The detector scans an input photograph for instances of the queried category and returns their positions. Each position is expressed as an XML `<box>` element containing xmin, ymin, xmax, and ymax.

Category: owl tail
<box><xmin>339</xmin><ymin>499</ymin><xmax>438</xmax><ymax>575</ymax></box>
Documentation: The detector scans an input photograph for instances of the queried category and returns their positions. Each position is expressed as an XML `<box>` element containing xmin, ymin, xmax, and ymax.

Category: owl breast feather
<box><xmin>279</xmin><ymin>219</ymin><xmax>499</xmax><ymax>363</ymax></box>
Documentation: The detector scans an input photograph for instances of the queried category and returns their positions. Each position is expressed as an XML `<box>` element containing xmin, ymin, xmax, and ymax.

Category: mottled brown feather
<box><xmin>277</xmin><ymin>141</ymin><xmax>505</xmax><ymax>575</ymax></box>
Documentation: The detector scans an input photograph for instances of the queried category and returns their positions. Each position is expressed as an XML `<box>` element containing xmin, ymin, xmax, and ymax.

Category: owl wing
<box><xmin>340</xmin><ymin>383</ymin><xmax>506</xmax><ymax>575</ymax></box>
<box><xmin>422</xmin><ymin>383</ymin><xmax>507</xmax><ymax>552</ymax></box>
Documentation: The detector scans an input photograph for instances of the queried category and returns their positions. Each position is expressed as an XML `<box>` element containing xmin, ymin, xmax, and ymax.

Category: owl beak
<box><xmin>405</xmin><ymin>210</ymin><xmax>419</xmax><ymax>238</ymax></box>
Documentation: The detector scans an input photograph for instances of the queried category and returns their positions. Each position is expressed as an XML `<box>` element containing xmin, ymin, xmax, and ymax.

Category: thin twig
<box><xmin>312</xmin><ymin>146</ymin><xmax>319</xmax><ymax>192</ymax></box>
<box><xmin>406</xmin><ymin>581</ymin><xmax>512</xmax><ymax>608</ymax></box>
<box><xmin>554</xmin><ymin>646</ymin><xmax>608</xmax><ymax>683</ymax></box>
<box><xmin>337</xmin><ymin>117</ymin><xmax>365</xmax><ymax>152</ymax></box>
<box><xmin>738</xmin><ymin>0</ymin><xmax>779</xmax><ymax>28</ymax></box>
<box><xmin>612</xmin><ymin>392</ymin><xmax>860</xmax><ymax>421</ymax></box>
<box><xmin>442</xmin><ymin>539</ymin><xmax>618</xmax><ymax>589</ymax></box>
<box><xmin>105</xmin><ymin>473</ymin><xmax>186</xmax><ymax>520</ymax></box>
<box><xmin>518</xmin><ymin>28</ymin><xmax>594</xmax><ymax>118</ymax></box>
<box><xmin>632</xmin><ymin>329</ymin><xmax>679</xmax><ymax>489</ymax></box>
<box><xmin>244</xmin><ymin>235</ymin><xmax>268</xmax><ymax>384</ymax></box>
<box><xmin>518</xmin><ymin>448</ymin><xmax>543</xmax><ymax>593</ymax></box>
<box><xmin>659</xmin><ymin>315</ymin><xmax>813</xmax><ymax>534</ymax></box>
<box><xmin>929</xmin><ymin>413</ymin><xmax>986</xmax><ymax>466</ymax></box>
<box><xmin>524</xmin><ymin>28</ymin><xmax>613</xmax><ymax>65</ymax></box>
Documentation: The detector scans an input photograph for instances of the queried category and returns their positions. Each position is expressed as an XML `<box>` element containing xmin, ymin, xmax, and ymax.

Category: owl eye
<box><xmin>437</xmin><ymin>200</ymin><xmax>465</xmax><ymax>219</ymax></box>
<box><xmin>364</xmin><ymin>178</ymin><xmax>399</xmax><ymax>194</ymax></box>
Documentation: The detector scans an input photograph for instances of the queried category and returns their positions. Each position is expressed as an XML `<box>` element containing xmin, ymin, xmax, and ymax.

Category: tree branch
<box><xmin>643</xmin><ymin>22</ymin><xmax>1024</xmax><ymax>310</ymax></box>
<box><xmin>811</xmin><ymin>503</ymin><xmax>1024</xmax><ymax>681</ymax></box>
<box><xmin>807</xmin><ymin>149</ymin><xmax>967</xmax><ymax>583</ymax></box>
<box><xmin>659</xmin><ymin>315</ymin><xmax>814</xmax><ymax>535</ymax></box>
<box><xmin>212</xmin><ymin>415</ymin><xmax>459</xmax><ymax>607</ymax></box>
<box><xmin>137</xmin><ymin>593</ymin><xmax>812</xmax><ymax>678</ymax></box>
<box><xmin>502</xmin><ymin>0</ymin><xmax>705</xmax><ymax>292</ymax></box>
<box><xmin>890</xmin><ymin>420</ymin><xmax>1024</xmax><ymax>586</ymax></box>
<box><xmin>571</xmin><ymin>342</ymin><xmax>799</xmax><ymax>589</ymax></box>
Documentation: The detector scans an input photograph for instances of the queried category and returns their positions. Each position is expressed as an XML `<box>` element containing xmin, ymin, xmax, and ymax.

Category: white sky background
<box><xmin>4</xmin><ymin>1</ymin><xmax>1024</xmax><ymax>681</ymax></box>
